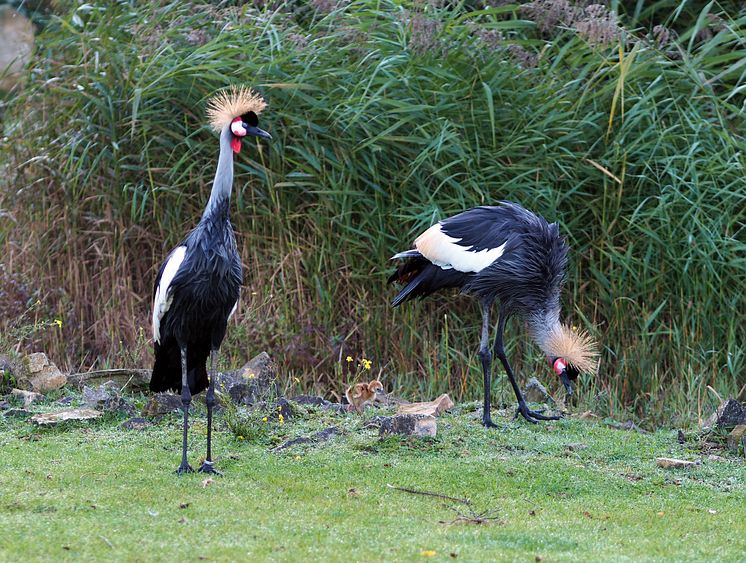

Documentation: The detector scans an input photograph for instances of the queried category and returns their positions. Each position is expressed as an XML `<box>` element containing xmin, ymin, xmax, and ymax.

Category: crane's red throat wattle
<box><xmin>231</xmin><ymin>137</ymin><xmax>241</xmax><ymax>153</ymax></box>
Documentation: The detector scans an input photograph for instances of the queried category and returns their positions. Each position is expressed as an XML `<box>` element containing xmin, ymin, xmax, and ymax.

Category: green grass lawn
<box><xmin>1</xmin><ymin>400</ymin><xmax>744</xmax><ymax>562</ymax></box>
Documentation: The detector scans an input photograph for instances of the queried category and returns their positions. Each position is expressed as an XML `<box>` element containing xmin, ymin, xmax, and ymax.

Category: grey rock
<box><xmin>83</xmin><ymin>381</ymin><xmax>135</xmax><ymax>415</ymax></box>
<box><xmin>0</xmin><ymin>6</ymin><xmax>34</xmax><ymax>91</ymax></box>
<box><xmin>0</xmin><ymin>400</ymin><xmax>10</xmax><ymax>410</ymax></box>
<box><xmin>214</xmin><ymin>352</ymin><xmax>280</xmax><ymax>406</ymax></box>
<box><xmin>17</xmin><ymin>353</ymin><xmax>67</xmax><ymax>393</ymax></box>
<box><xmin>11</xmin><ymin>388</ymin><xmax>43</xmax><ymax>407</ymax></box>
<box><xmin>55</xmin><ymin>397</ymin><xmax>74</xmax><ymax>406</ymax></box>
<box><xmin>726</xmin><ymin>425</ymin><xmax>746</xmax><ymax>452</ymax></box>
<box><xmin>272</xmin><ymin>426</ymin><xmax>340</xmax><ymax>452</ymax></box>
<box><xmin>705</xmin><ymin>399</ymin><xmax>746</xmax><ymax>429</ymax></box>
<box><xmin>378</xmin><ymin>414</ymin><xmax>437</xmax><ymax>438</ymax></box>
<box><xmin>142</xmin><ymin>393</ymin><xmax>183</xmax><ymax>417</ymax></box>
<box><xmin>523</xmin><ymin>377</ymin><xmax>552</xmax><ymax>404</ymax></box>
<box><xmin>120</xmin><ymin>417</ymin><xmax>152</xmax><ymax>431</ymax></box>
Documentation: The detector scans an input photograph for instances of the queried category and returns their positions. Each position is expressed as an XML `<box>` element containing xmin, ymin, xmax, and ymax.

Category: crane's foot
<box><xmin>482</xmin><ymin>417</ymin><xmax>501</xmax><ymax>429</ymax></box>
<box><xmin>515</xmin><ymin>403</ymin><xmax>562</xmax><ymax>424</ymax></box>
<box><xmin>198</xmin><ymin>461</ymin><xmax>222</xmax><ymax>476</ymax></box>
<box><xmin>176</xmin><ymin>462</ymin><xmax>194</xmax><ymax>475</ymax></box>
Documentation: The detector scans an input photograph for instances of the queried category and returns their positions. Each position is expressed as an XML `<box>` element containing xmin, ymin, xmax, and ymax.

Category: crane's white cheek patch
<box><xmin>152</xmin><ymin>246</ymin><xmax>187</xmax><ymax>343</ymax></box>
<box><xmin>415</xmin><ymin>223</ymin><xmax>506</xmax><ymax>273</ymax></box>
<box><xmin>230</xmin><ymin>120</ymin><xmax>247</xmax><ymax>137</ymax></box>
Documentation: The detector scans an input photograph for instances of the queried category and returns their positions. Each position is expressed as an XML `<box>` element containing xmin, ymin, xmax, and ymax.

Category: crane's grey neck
<box><xmin>202</xmin><ymin>125</ymin><xmax>234</xmax><ymax>221</ymax></box>
<box><xmin>527</xmin><ymin>303</ymin><xmax>562</xmax><ymax>356</ymax></box>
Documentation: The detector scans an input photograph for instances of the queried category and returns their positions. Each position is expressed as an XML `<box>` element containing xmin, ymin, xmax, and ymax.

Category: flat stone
<box><xmin>379</xmin><ymin>414</ymin><xmax>437</xmax><ymax>438</ymax></box>
<box><xmin>726</xmin><ymin>425</ymin><xmax>746</xmax><ymax>452</ymax></box>
<box><xmin>31</xmin><ymin>408</ymin><xmax>102</xmax><ymax>426</ymax></box>
<box><xmin>11</xmin><ymin>388</ymin><xmax>43</xmax><ymax>407</ymax></box>
<box><xmin>705</xmin><ymin>399</ymin><xmax>746</xmax><ymax>429</ymax></box>
<box><xmin>290</xmin><ymin>395</ymin><xmax>332</xmax><ymax>407</ymax></box>
<box><xmin>18</xmin><ymin>352</ymin><xmax>66</xmax><ymax>393</ymax></box>
<box><xmin>67</xmin><ymin>369</ymin><xmax>151</xmax><ymax>391</ymax></box>
<box><xmin>272</xmin><ymin>426</ymin><xmax>340</xmax><ymax>452</ymax></box>
<box><xmin>141</xmin><ymin>393</ymin><xmax>183</xmax><ymax>417</ymax></box>
<box><xmin>656</xmin><ymin>457</ymin><xmax>698</xmax><ymax>469</ymax></box>
<box><xmin>120</xmin><ymin>417</ymin><xmax>152</xmax><ymax>431</ymax></box>
<box><xmin>397</xmin><ymin>394</ymin><xmax>454</xmax><ymax>417</ymax></box>
<box><xmin>523</xmin><ymin>377</ymin><xmax>552</xmax><ymax>403</ymax></box>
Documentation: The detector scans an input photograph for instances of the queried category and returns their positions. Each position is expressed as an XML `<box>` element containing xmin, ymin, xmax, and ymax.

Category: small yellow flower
<box><xmin>346</xmin><ymin>356</ymin><xmax>353</xmax><ymax>363</ymax></box>
<box><xmin>420</xmin><ymin>551</ymin><xmax>436</xmax><ymax>557</ymax></box>
<box><xmin>278</xmin><ymin>414</ymin><xmax>285</xmax><ymax>425</ymax></box>
<box><xmin>262</xmin><ymin>416</ymin><xmax>268</xmax><ymax>423</ymax></box>
<box><xmin>246</xmin><ymin>371</ymin><xmax>256</xmax><ymax>379</ymax></box>
<box><xmin>362</xmin><ymin>359</ymin><xmax>372</xmax><ymax>370</ymax></box>
<box><xmin>53</xmin><ymin>319</ymin><xmax>62</xmax><ymax>329</ymax></box>
<box><xmin>238</xmin><ymin>435</ymin><xmax>245</xmax><ymax>441</ymax></box>
<box><xmin>294</xmin><ymin>455</ymin><xmax>301</xmax><ymax>460</ymax></box>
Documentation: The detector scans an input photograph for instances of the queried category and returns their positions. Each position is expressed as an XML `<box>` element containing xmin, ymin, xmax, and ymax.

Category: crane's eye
<box><xmin>242</xmin><ymin>111</ymin><xmax>258</xmax><ymax>127</ymax></box>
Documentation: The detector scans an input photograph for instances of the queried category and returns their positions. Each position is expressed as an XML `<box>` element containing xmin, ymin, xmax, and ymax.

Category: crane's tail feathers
<box><xmin>389</xmin><ymin>255</ymin><xmax>469</xmax><ymax>307</ymax></box>
<box><xmin>207</xmin><ymin>86</ymin><xmax>267</xmax><ymax>132</ymax></box>
<box><xmin>391</xmin><ymin>276</ymin><xmax>425</xmax><ymax>307</ymax></box>
<box><xmin>150</xmin><ymin>338</ymin><xmax>209</xmax><ymax>395</ymax></box>
<box><xmin>546</xmin><ymin>324</ymin><xmax>600</xmax><ymax>375</ymax></box>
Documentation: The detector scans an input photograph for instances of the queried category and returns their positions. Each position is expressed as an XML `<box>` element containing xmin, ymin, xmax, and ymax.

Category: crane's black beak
<box><xmin>243</xmin><ymin>124</ymin><xmax>272</xmax><ymax>140</ymax></box>
<box><xmin>559</xmin><ymin>369</ymin><xmax>574</xmax><ymax>396</ymax></box>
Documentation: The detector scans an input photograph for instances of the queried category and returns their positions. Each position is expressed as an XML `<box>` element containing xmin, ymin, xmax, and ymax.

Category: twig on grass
<box><xmin>386</xmin><ymin>484</ymin><xmax>470</xmax><ymax>505</ymax></box>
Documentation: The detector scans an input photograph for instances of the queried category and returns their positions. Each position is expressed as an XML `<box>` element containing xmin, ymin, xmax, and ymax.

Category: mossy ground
<box><xmin>1</xmin><ymin>396</ymin><xmax>744</xmax><ymax>562</ymax></box>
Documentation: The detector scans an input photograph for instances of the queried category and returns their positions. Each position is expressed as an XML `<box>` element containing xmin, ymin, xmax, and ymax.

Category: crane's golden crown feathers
<box><xmin>207</xmin><ymin>86</ymin><xmax>267</xmax><ymax>132</ymax></box>
<box><xmin>546</xmin><ymin>324</ymin><xmax>599</xmax><ymax>375</ymax></box>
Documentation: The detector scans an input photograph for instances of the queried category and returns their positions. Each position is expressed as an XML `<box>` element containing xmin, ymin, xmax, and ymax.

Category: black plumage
<box><xmin>389</xmin><ymin>201</ymin><xmax>596</xmax><ymax>426</ymax></box>
<box><xmin>150</xmin><ymin>213</ymin><xmax>242</xmax><ymax>395</ymax></box>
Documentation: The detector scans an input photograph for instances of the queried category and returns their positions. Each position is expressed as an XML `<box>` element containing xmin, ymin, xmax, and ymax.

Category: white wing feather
<box><xmin>415</xmin><ymin>223</ymin><xmax>506</xmax><ymax>273</ymax></box>
<box><xmin>152</xmin><ymin>246</ymin><xmax>187</xmax><ymax>344</ymax></box>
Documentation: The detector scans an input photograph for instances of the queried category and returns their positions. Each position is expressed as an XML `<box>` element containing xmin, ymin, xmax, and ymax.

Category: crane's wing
<box><xmin>152</xmin><ymin>246</ymin><xmax>187</xmax><ymax>344</ymax></box>
<box><xmin>414</xmin><ymin>204</ymin><xmax>535</xmax><ymax>273</ymax></box>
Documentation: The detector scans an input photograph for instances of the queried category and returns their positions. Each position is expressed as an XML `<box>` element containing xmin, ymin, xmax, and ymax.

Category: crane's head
<box><xmin>368</xmin><ymin>379</ymin><xmax>386</xmax><ymax>398</ymax></box>
<box><xmin>544</xmin><ymin>324</ymin><xmax>599</xmax><ymax>396</ymax></box>
<box><xmin>207</xmin><ymin>85</ymin><xmax>271</xmax><ymax>154</ymax></box>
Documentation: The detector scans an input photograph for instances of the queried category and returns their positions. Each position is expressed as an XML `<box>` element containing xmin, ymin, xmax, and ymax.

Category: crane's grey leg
<box><xmin>177</xmin><ymin>345</ymin><xmax>194</xmax><ymax>474</ymax></box>
<box><xmin>199</xmin><ymin>349</ymin><xmax>221</xmax><ymax>475</ymax></box>
<box><xmin>493</xmin><ymin>309</ymin><xmax>560</xmax><ymax>424</ymax></box>
<box><xmin>479</xmin><ymin>298</ymin><xmax>500</xmax><ymax>429</ymax></box>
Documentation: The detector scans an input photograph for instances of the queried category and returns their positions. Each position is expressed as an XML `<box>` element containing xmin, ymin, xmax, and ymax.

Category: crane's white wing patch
<box><xmin>228</xmin><ymin>298</ymin><xmax>238</xmax><ymax>321</ymax></box>
<box><xmin>415</xmin><ymin>223</ymin><xmax>506</xmax><ymax>273</ymax></box>
<box><xmin>152</xmin><ymin>246</ymin><xmax>187</xmax><ymax>343</ymax></box>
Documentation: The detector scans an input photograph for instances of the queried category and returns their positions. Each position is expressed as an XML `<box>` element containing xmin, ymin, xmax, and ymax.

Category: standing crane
<box><xmin>388</xmin><ymin>202</ymin><xmax>598</xmax><ymax>426</ymax></box>
<box><xmin>150</xmin><ymin>86</ymin><xmax>271</xmax><ymax>474</ymax></box>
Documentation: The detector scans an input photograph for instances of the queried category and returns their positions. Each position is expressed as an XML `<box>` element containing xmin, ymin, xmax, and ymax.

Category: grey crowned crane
<box><xmin>150</xmin><ymin>87</ymin><xmax>271</xmax><ymax>474</ymax></box>
<box><xmin>388</xmin><ymin>202</ymin><xmax>598</xmax><ymax>426</ymax></box>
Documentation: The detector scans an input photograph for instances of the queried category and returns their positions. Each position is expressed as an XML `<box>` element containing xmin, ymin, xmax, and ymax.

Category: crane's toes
<box><xmin>482</xmin><ymin>418</ymin><xmax>501</xmax><ymax>429</ymax></box>
<box><xmin>516</xmin><ymin>404</ymin><xmax>561</xmax><ymax>423</ymax></box>
<box><xmin>198</xmin><ymin>462</ymin><xmax>222</xmax><ymax>476</ymax></box>
<box><xmin>176</xmin><ymin>463</ymin><xmax>194</xmax><ymax>475</ymax></box>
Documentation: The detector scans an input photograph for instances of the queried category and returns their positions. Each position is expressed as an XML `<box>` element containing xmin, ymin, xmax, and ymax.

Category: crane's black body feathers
<box><xmin>150</xmin><ymin>205</ymin><xmax>242</xmax><ymax>395</ymax></box>
<box><xmin>389</xmin><ymin>202</ymin><xmax>568</xmax><ymax>316</ymax></box>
